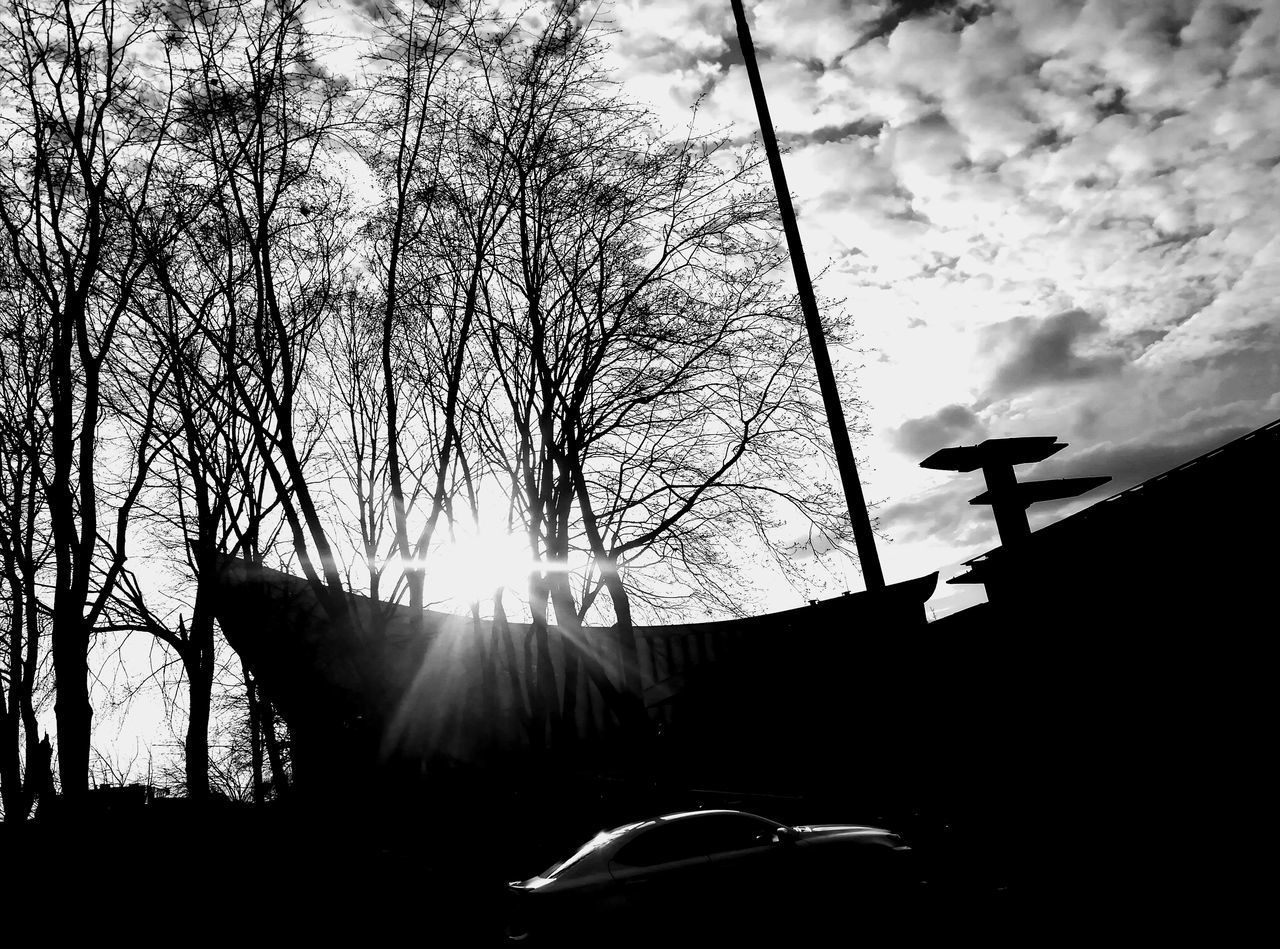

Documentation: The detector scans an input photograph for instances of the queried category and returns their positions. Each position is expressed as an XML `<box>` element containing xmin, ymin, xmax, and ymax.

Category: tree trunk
<box><xmin>0</xmin><ymin>708</ymin><xmax>19</xmax><ymax>821</ymax></box>
<box><xmin>262</xmin><ymin>700</ymin><xmax>289</xmax><ymax>799</ymax></box>
<box><xmin>600</xmin><ymin>565</ymin><xmax>642</xmax><ymax>697</ymax></box>
<box><xmin>51</xmin><ymin>609</ymin><xmax>91</xmax><ymax>799</ymax></box>
<box><xmin>549</xmin><ymin>579</ymin><xmax>582</xmax><ymax>745</ymax></box>
<box><xmin>32</xmin><ymin>734</ymin><xmax>54</xmax><ymax>818</ymax></box>
<box><xmin>184</xmin><ymin>632</ymin><xmax>211</xmax><ymax>804</ymax></box>
<box><xmin>1</xmin><ymin>562</ymin><xmax>25</xmax><ymax>819</ymax></box>
<box><xmin>527</xmin><ymin>574</ymin><xmax>558</xmax><ymax>750</ymax></box>
<box><xmin>17</xmin><ymin>532</ymin><xmax>41</xmax><ymax>818</ymax></box>
<box><xmin>244</xmin><ymin>662</ymin><xmax>264</xmax><ymax>805</ymax></box>
<box><xmin>563</xmin><ymin>446</ymin><xmax>644</xmax><ymax>703</ymax></box>
<box><xmin>550</xmin><ymin>573</ymin><xmax>641</xmax><ymax>733</ymax></box>
<box><xmin>182</xmin><ymin>589</ymin><xmax>217</xmax><ymax>800</ymax></box>
<box><xmin>493</xmin><ymin>590</ymin><xmax>530</xmax><ymax>744</ymax></box>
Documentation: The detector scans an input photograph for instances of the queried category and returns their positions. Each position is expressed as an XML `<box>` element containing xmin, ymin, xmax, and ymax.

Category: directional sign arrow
<box><xmin>969</xmin><ymin>476</ymin><xmax>1113</xmax><ymax>507</ymax></box>
<box><xmin>920</xmin><ymin>437</ymin><xmax>1066</xmax><ymax>473</ymax></box>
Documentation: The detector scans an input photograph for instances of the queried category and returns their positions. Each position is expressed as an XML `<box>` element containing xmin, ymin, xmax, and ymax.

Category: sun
<box><xmin>423</xmin><ymin>525</ymin><xmax>539</xmax><ymax>607</ymax></box>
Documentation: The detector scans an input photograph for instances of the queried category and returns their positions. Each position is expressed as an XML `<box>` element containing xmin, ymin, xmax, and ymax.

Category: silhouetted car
<box><xmin>503</xmin><ymin>809</ymin><xmax>918</xmax><ymax>943</ymax></box>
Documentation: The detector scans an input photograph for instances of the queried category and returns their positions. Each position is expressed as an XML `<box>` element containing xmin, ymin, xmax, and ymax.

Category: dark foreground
<box><xmin>3</xmin><ymin>783</ymin><xmax>1026</xmax><ymax>945</ymax></box>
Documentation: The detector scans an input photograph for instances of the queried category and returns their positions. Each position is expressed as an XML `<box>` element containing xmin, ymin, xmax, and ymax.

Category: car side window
<box><xmin>613</xmin><ymin>821</ymin><xmax>711</xmax><ymax>867</ymax></box>
<box><xmin>698</xmin><ymin>815</ymin><xmax>782</xmax><ymax>854</ymax></box>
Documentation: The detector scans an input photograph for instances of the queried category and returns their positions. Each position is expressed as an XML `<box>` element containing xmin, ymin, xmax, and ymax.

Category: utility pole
<box><xmin>729</xmin><ymin>0</ymin><xmax>885</xmax><ymax>591</ymax></box>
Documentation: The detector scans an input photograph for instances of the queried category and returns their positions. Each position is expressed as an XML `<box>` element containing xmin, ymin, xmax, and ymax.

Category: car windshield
<box><xmin>541</xmin><ymin>820</ymin><xmax>653</xmax><ymax>878</ymax></box>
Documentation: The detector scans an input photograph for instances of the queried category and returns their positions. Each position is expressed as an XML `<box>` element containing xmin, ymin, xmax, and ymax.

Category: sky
<box><xmin>582</xmin><ymin>0</ymin><xmax>1280</xmax><ymax>616</ymax></box>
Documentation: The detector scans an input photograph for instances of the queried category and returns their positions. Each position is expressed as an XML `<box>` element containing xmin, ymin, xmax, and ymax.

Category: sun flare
<box><xmin>419</xmin><ymin>527</ymin><xmax>540</xmax><ymax>606</ymax></box>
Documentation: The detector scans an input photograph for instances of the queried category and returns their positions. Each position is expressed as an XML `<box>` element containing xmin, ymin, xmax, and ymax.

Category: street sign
<box><xmin>921</xmin><ymin>437</ymin><xmax>1066</xmax><ymax>473</ymax></box>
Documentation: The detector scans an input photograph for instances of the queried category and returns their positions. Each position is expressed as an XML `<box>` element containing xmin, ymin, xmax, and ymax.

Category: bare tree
<box><xmin>164</xmin><ymin>0</ymin><xmax>357</xmax><ymax>628</ymax></box>
<box><xmin>324</xmin><ymin>0</ymin><xmax>528</xmax><ymax>631</ymax></box>
<box><xmin>0</xmin><ymin>249</ymin><xmax>54</xmax><ymax>820</ymax></box>
<box><xmin>359</xmin><ymin>0</ymin><xmax>470</xmax><ymax>620</ymax></box>
<box><xmin>472</xmin><ymin>8</ymin><xmax>856</xmax><ymax>728</ymax></box>
<box><xmin>0</xmin><ymin>0</ymin><xmax>175</xmax><ymax>797</ymax></box>
<box><xmin>209</xmin><ymin>658</ymin><xmax>289</xmax><ymax>803</ymax></box>
<box><xmin>112</xmin><ymin>172</ymin><xmax>291</xmax><ymax>799</ymax></box>
<box><xmin>94</xmin><ymin>0</ymin><xmax>377</xmax><ymax>795</ymax></box>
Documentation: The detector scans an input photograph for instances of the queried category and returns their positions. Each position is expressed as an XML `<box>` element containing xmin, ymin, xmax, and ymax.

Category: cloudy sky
<box><xmin>587</xmin><ymin>0</ymin><xmax>1280</xmax><ymax>614</ymax></box>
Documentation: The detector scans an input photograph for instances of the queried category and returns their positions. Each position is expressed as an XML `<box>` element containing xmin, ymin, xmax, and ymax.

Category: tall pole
<box><xmin>729</xmin><ymin>0</ymin><xmax>885</xmax><ymax>591</ymax></box>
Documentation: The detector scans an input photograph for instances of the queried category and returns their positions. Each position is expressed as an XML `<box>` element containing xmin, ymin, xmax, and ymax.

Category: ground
<box><xmin>3</xmin><ymin>786</ymin><xmax>1021</xmax><ymax>944</ymax></box>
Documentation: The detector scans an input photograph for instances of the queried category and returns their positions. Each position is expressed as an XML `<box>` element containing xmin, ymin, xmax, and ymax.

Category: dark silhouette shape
<box><xmin>210</xmin><ymin>556</ymin><xmax>937</xmax><ymax>803</ymax></box>
<box><xmin>921</xmin><ymin>436</ymin><xmax>1110</xmax><ymax>545</ymax></box>
<box><xmin>32</xmin><ymin>733</ymin><xmax>54</xmax><ymax>820</ymax></box>
<box><xmin>504</xmin><ymin>808</ymin><xmax>915</xmax><ymax>944</ymax></box>
<box><xmin>924</xmin><ymin>415</ymin><xmax>1279</xmax><ymax>920</ymax></box>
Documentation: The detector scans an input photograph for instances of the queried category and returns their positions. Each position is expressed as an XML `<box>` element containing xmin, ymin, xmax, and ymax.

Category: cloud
<box><xmin>879</xmin><ymin>481</ymin><xmax>999</xmax><ymax>547</ymax></box>
<box><xmin>1052</xmin><ymin>426</ymin><xmax>1254</xmax><ymax>488</ymax></box>
<box><xmin>984</xmin><ymin>309</ymin><xmax>1126</xmax><ymax>395</ymax></box>
<box><xmin>889</xmin><ymin>403</ymin><xmax>986</xmax><ymax>458</ymax></box>
<box><xmin>884</xmin><ymin>112</ymin><xmax>968</xmax><ymax>193</ymax></box>
<box><xmin>609</xmin><ymin>0</ymin><xmax>732</xmax><ymax>69</ymax></box>
<box><xmin>1036</xmin><ymin>402</ymin><xmax>1271</xmax><ymax>486</ymax></box>
<box><xmin>1138</xmin><ymin>234</ymin><xmax>1280</xmax><ymax>367</ymax></box>
<box><xmin>752</xmin><ymin>0</ymin><xmax>882</xmax><ymax>64</ymax></box>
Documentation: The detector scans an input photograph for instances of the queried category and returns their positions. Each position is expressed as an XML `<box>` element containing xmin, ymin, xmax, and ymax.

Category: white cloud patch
<box><xmin>1140</xmin><ymin>233</ymin><xmax>1280</xmax><ymax>366</ymax></box>
<box><xmin>879</xmin><ymin>480</ymin><xmax>1000</xmax><ymax>548</ymax></box>
<box><xmin>753</xmin><ymin>0</ymin><xmax>878</xmax><ymax>64</ymax></box>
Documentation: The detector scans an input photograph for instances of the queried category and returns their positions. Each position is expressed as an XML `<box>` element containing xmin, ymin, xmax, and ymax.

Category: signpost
<box><xmin>921</xmin><ymin>437</ymin><xmax>1111</xmax><ymax>547</ymax></box>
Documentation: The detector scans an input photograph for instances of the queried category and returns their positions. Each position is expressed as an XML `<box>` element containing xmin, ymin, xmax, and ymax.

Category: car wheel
<box><xmin>503</xmin><ymin>919</ymin><xmax>532</xmax><ymax>943</ymax></box>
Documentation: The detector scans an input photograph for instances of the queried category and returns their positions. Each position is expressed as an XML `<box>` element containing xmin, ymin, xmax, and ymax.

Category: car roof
<box><xmin>547</xmin><ymin>810</ymin><xmax>779</xmax><ymax>876</ymax></box>
<box><xmin>593</xmin><ymin>809</ymin><xmax>772</xmax><ymax>839</ymax></box>
<box><xmin>536</xmin><ymin>809</ymin><xmax>895</xmax><ymax>884</ymax></box>
<box><xmin>643</xmin><ymin>808</ymin><xmax>776</xmax><ymax>824</ymax></box>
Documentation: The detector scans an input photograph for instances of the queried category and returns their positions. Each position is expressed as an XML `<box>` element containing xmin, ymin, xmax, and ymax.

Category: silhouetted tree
<box><xmin>0</xmin><ymin>249</ymin><xmax>53</xmax><ymax>820</ymax></box>
<box><xmin>163</xmin><ymin>0</ymin><xmax>357</xmax><ymax>629</ymax></box>
<box><xmin>108</xmin><ymin>166</ymin><xmax>287</xmax><ymax>800</ymax></box>
<box><xmin>0</xmin><ymin>0</ymin><xmax>175</xmax><ymax>797</ymax></box>
<box><xmin>470</xmin><ymin>7</ymin><xmax>854</xmax><ymax>731</ymax></box>
<box><xmin>206</xmin><ymin>659</ymin><xmax>289</xmax><ymax>802</ymax></box>
<box><xmin>238</xmin><ymin>660</ymin><xmax>290</xmax><ymax>802</ymax></box>
<box><xmin>353</xmin><ymin>0</ymin><xmax>500</xmax><ymax>623</ymax></box>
